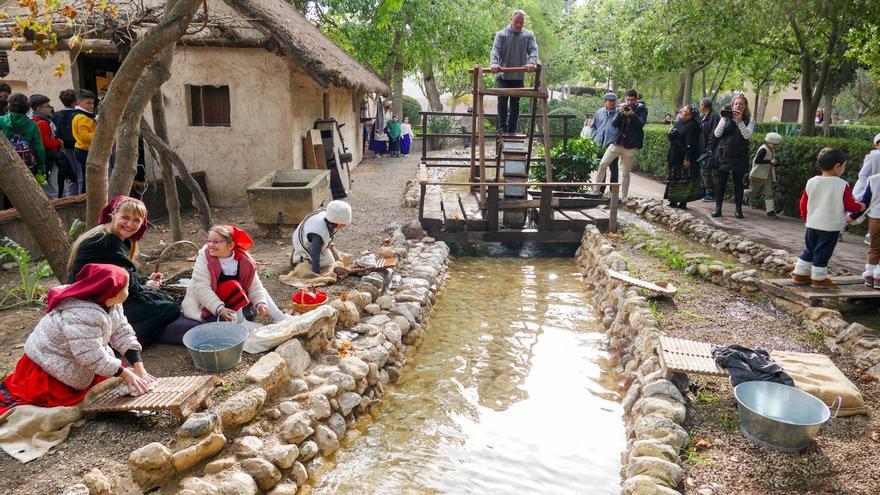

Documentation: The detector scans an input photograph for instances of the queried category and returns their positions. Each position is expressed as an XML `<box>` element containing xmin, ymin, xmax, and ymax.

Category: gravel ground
<box><xmin>0</xmin><ymin>152</ymin><xmax>419</xmax><ymax>494</ymax></box>
<box><xmin>614</xmin><ymin>224</ymin><xmax>880</xmax><ymax>495</ymax></box>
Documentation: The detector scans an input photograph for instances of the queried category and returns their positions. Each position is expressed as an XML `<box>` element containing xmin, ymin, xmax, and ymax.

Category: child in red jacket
<box><xmin>29</xmin><ymin>94</ymin><xmax>64</xmax><ymax>199</ymax></box>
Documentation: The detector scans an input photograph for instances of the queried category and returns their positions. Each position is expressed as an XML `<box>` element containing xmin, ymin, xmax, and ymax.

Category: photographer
<box><xmin>698</xmin><ymin>98</ymin><xmax>720</xmax><ymax>202</ymax></box>
<box><xmin>595</xmin><ymin>89</ymin><xmax>647</xmax><ymax>201</ymax></box>
<box><xmin>711</xmin><ymin>93</ymin><xmax>754</xmax><ymax>218</ymax></box>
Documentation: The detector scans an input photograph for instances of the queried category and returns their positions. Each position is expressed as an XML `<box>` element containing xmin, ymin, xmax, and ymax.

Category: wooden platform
<box><xmin>756</xmin><ymin>276</ymin><xmax>880</xmax><ymax>307</ymax></box>
<box><xmin>421</xmin><ymin>190</ymin><xmax>610</xmax><ymax>242</ymax></box>
<box><xmin>83</xmin><ymin>375</ymin><xmax>219</xmax><ymax>420</ymax></box>
<box><xmin>658</xmin><ymin>335</ymin><xmax>726</xmax><ymax>377</ymax></box>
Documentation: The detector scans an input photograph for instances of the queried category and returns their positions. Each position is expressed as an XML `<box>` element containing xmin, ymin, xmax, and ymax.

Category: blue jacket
<box><xmin>590</xmin><ymin>107</ymin><xmax>619</xmax><ymax>148</ymax></box>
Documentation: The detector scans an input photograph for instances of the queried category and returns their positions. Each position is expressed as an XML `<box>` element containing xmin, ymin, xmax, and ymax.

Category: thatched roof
<box><xmin>223</xmin><ymin>0</ymin><xmax>388</xmax><ymax>95</ymax></box>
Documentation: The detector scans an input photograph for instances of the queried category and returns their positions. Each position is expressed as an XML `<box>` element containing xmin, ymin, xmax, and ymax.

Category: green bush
<box><xmin>402</xmin><ymin>95</ymin><xmax>422</xmax><ymax>131</ymax></box>
<box><xmin>753</xmin><ymin>122</ymin><xmax>880</xmax><ymax>141</ymax></box>
<box><xmin>636</xmin><ymin>124</ymin><xmax>874</xmax><ymax>216</ymax></box>
<box><xmin>426</xmin><ymin>115</ymin><xmax>456</xmax><ymax>150</ymax></box>
<box><xmin>531</xmin><ymin>137</ymin><xmax>603</xmax><ymax>189</ymax></box>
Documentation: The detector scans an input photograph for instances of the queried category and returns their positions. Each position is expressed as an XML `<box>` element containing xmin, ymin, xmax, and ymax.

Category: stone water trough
<box><xmin>247</xmin><ymin>170</ymin><xmax>331</xmax><ymax>236</ymax></box>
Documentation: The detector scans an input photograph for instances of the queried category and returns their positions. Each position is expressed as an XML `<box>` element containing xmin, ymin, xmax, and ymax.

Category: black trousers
<box><xmin>715</xmin><ymin>169</ymin><xmax>745</xmax><ymax>211</ymax></box>
<box><xmin>497</xmin><ymin>78</ymin><xmax>525</xmax><ymax>133</ymax></box>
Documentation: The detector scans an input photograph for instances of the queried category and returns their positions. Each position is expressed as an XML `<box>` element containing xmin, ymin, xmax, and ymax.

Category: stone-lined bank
<box><xmin>624</xmin><ymin>197</ymin><xmax>850</xmax><ymax>277</ymax></box>
<box><xmin>63</xmin><ymin>221</ymin><xmax>450</xmax><ymax>495</ymax></box>
<box><xmin>576</xmin><ymin>225</ymin><xmax>688</xmax><ymax>495</ymax></box>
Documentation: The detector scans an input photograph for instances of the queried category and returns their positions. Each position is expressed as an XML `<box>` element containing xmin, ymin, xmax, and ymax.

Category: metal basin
<box><xmin>182</xmin><ymin>321</ymin><xmax>249</xmax><ymax>372</ymax></box>
<box><xmin>734</xmin><ymin>381</ymin><xmax>838</xmax><ymax>453</ymax></box>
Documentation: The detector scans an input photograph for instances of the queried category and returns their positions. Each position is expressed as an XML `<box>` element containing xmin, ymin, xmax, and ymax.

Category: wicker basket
<box><xmin>154</xmin><ymin>240</ymin><xmax>200</xmax><ymax>303</ymax></box>
<box><xmin>291</xmin><ymin>287</ymin><xmax>328</xmax><ymax>314</ymax></box>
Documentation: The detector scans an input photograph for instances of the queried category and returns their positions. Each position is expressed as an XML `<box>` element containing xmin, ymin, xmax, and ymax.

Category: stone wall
<box><xmin>624</xmin><ymin>198</ymin><xmax>852</xmax><ymax>276</ymax></box>
<box><xmin>65</xmin><ymin>222</ymin><xmax>450</xmax><ymax>495</ymax></box>
<box><xmin>575</xmin><ymin>225</ymin><xmax>688</xmax><ymax>495</ymax></box>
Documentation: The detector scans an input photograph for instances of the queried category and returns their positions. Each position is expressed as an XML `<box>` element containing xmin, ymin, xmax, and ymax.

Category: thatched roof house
<box><xmin>0</xmin><ymin>0</ymin><xmax>388</xmax><ymax>205</ymax></box>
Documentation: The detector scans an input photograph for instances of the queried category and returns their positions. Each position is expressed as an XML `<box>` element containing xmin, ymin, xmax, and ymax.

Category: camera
<box><xmin>720</xmin><ymin>105</ymin><xmax>734</xmax><ymax>119</ymax></box>
<box><xmin>622</xmin><ymin>105</ymin><xmax>632</xmax><ymax>112</ymax></box>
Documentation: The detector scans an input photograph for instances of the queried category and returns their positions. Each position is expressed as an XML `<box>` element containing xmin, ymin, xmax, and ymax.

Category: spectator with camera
<box><xmin>594</xmin><ymin>89</ymin><xmax>647</xmax><ymax>201</ymax></box>
<box><xmin>711</xmin><ymin>93</ymin><xmax>755</xmax><ymax>218</ymax></box>
<box><xmin>697</xmin><ymin>98</ymin><xmax>720</xmax><ymax>202</ymax></box>
<box><xmin>590</xmin><ymin>92</ymin><xmax>620</xmax><ymax>192</ymax></box>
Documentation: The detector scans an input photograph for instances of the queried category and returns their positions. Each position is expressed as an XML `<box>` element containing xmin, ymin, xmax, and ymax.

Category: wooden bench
<box><xmin>657</xmin><ymin>335</ymin><xmax>726</xmax><ymax>377</ymax></box>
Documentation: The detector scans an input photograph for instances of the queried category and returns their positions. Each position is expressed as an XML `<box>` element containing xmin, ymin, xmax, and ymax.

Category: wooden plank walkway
<box><xmin>756</xmin><ymin>276</ymin><xmax>880</xmax><ymax>307</ymax></box>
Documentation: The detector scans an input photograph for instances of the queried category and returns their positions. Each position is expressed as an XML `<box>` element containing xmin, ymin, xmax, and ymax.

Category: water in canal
<box><xmin>311</xmin><ymin>254</ymin><xmax>625</xmax><ymax>494</ymax></box>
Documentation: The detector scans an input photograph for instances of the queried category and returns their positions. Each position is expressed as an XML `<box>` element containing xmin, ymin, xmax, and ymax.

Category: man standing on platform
<box><xmin>490</xmin><ymin>9</ymin><xmax>539</xmax><ymax>134</ymax></box>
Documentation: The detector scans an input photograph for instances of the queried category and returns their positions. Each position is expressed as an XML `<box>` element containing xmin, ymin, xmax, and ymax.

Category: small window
<box><xmin>190</xmin><ymin>85</ymin><xmax>230</xmax><ymax>126</ymax></box>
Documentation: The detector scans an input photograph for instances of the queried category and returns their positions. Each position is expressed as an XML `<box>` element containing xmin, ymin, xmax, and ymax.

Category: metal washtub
<box><xmin>182</xmin><ymin>320</ymin><xmax>249</xmax><ymax>372</ymax></box>
<box><xmin>734</xmin><ymin>381</ymin><xmax>840</xmax><ymax>453</ymax></box>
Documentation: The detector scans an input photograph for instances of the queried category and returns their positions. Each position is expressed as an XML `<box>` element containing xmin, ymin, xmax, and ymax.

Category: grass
<box><xmin>694</xmin><ymin>388</ymin><xmax>725</xmax><ymax>405</ymax></box>
<box><xmin>682</xmin><ymin>444</ymin><xmax>715</xmax><ymax>465</ymax></box>
<box><xmin>797</xmin><ymin>328</ymin><xmax>827</xmax><ymax>349</ymax></box>
<box><xmin>648</xmin><ymin>300</ymin><xmax>662</xmax><ymax>323</ymax></box>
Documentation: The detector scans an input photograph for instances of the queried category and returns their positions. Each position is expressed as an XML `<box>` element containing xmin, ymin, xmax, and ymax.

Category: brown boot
<box><xmin>811</xmin><ymin>278</ymin><xmax>839</xmax><ymax>289</ymax></box>
<box><xmin>791</xmin><ymin>273</ymin><xmax>811</xmax><ymax>285</ymax></box>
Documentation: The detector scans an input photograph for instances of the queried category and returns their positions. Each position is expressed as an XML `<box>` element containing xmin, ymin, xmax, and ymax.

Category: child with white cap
<box><xmin>747</xmin><ymin>132</ymin><xmax>783</xmax><ymax>218</ymax></box>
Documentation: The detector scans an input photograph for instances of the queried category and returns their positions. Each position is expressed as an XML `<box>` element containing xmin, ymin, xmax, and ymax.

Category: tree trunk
<box><xmin>139</xmin><ymin>119</ymin><xmax>213</xmax><ymax>232</ymax></box>
<box><xmin>682</xmin><ymin>65</ymin><xmax>695</xmax><ymax>107</ymax></box>
<box><xmin>392</xmin><ymin>49</ymin><xmax>405</xmax><ymax>117</ymax></box>
<box><xmin>0</xmin><ymin>140</ymin><xmax>70</xmax><ymax>281</ymax></box>
<box><xmin>674</xmin><ymin>72</ymin><xmax>686</xmax><ymax>109</ymax></box>
<box><xmin>823</xmin><ymin>85</ymin><xmax>833</xmax><ymax>136</ymax></box>
<box><xmin>422</xmin><ymin>61</ymin><xmax>443</xmax><ymax>111</ymax></box>
<box><xmin>755</xmin><ymin>86</ymin><xmax>770</xmax><ymax>122</ymax></box>
<box><xmin>109</xmin><ymin>0</ymin><xmax>177</xmax><ymax>199</ymax></box>
<box><xmin>84</xmin><ymin>0</ymin><xmax>202</xmax><ymax>226</ymax></box>
<box><xmin>151</xmin><ymin>92</ymin><xmax>183</xmax><ymax>240</ymax></box>
<box><xmin>799</xmin><ymin>61</ymin><xmax>817</xmax><ymax>136</ymax></box>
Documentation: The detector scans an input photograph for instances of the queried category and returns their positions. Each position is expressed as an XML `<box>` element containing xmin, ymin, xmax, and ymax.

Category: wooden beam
<box><xmin>538</xmin><ymin>186</ymin><xmax>553</xmax><ymax>231</ymax></box>
<box><xmin>480</xmin><ymin>88</ymin><xmax>548</xmax><ymax>98</ymax></box>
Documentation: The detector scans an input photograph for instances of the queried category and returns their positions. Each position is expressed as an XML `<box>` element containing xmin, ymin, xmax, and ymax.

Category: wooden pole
<box><xmin>470</xmin><ymin>66</ymin><xmax>479</xmax><ymax>189</ymax></box>
<box><xmin>563</xmin><ymin>116</ymin><xmax>569</xmax><ymax>151</ymax></box>
<box><xmin>538</xmin><ymin>186</ymin><xmax>553</xmax><ymax>231</ymax></box>
<box><xmin>487</xmin><ymin>185</ymin><xmax>499</xmax><ymax>231</ymax></box>
<box><xmin>477</xmin><ymin>67</ymin><xmax>486</xmax><ymax>204</ymax></box>
<box><xmin>609</xmin><ymin>184</ymin><xmax>619</xmax><ymax>233</ymax></box>
<box><xmin>421</xmin><ymin>112</ymin><xmax>428</xmax><ymax>162</ymax></box>
<box><xmin>539</xmin><ymin>69</ymin><xmax>553</xmax><ymax>182</ymax></box>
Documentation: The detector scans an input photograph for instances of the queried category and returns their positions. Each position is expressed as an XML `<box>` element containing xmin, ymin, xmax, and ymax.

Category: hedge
<box><xmin>753</xmin><ymin>122</ymin><xmax>880</xmax><ymax>142</ymax></box>
<box><xmin>636</xmin><ymin>124</ymin><xmax>875</xmax><ymax>217</ymax></box>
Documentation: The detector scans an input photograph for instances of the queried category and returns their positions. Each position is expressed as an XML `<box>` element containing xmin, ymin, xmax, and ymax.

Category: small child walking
<box><xmin>386</xmin><ymin>114</ymin><xmax>402</xmax><ymax>158</ymax></box>
<box><xmin>850</xmin><ymin>171</ymin><xmax>880</xmax><ymax>288</ymax></box>
<box><xmin>792</xmin><ymin>148</ymin><xmax>864</xmax><ymax>288</ymax></box>
<box><xmin>747</xmin><ymin>132</ymin><xmax>782</xmax><ymax>218</ymax></box>
<box><xmin>400</xmin><ymin>116</ymin><xmax>414</xmax><ymax>157</ymax></box>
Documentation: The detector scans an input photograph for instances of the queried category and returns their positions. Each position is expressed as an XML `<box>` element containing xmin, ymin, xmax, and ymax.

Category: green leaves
<box><xmin>0</xmin><ymin>237</ymin><xmax>52</xmax><ymax>309</ymax></box>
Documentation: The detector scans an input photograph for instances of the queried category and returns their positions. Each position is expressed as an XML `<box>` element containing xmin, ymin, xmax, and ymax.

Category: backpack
<box><xmin>9</xmin><ymin>133</ymin><xmax>37</xmax><ymax>173</ymax></box>
<box><xmin>53</xmin><ymin>109</ymin><xmax>76</xmax><ymax>149</ymax></box>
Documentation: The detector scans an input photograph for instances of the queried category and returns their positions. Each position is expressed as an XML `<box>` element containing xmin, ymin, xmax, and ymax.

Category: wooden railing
<box><xmin>418</xmin><ymin>164</ymin><xmax>618</xmax><ymax>233</ymax></box>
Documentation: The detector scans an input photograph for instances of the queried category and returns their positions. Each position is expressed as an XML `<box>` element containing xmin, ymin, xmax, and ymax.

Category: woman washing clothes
<box><xmin>68</xmin><ymin>196</ymin><xmax>180</xmax><ymax>344</ymax></box>
<box><xmin>290</xmin><ymin>200</ymin><xmax>352</xmax><ymax>275</ymax></box>
<box><xmin>0</xmin><ymin>264</ymin><xmax>154</xmax><ymax>414</ymax></box>
<box><xmin>163</xmin><ymin>226</ymin><xmax>291</xmax><ymax>340</ymax></box>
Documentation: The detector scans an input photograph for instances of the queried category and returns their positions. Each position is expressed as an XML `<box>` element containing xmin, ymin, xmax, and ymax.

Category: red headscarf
<box><xmin>223</xmin><ymin>225</ymin><xmax>253</xmax><ymax>253</ymax></box>
<box><xmin>98</xmin><ymin>195</ymin><xmax>149</xmax><ymax>241</ymax></box>
<box><xmin>46</xmin><ymin>263</ymin><xmax>129</xmax><ymax>313</ymax></box>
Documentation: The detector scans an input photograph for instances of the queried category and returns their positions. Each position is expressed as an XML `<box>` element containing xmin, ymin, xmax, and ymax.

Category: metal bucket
<box><xmin>734</xmin><ymin>381</ymin><xmax>840</xmax><ymax>453</ymax></box>
<box><xmin>182</xmin><ymin>320</ymin><xmax>249</xmax><ymax>372</ymax></box>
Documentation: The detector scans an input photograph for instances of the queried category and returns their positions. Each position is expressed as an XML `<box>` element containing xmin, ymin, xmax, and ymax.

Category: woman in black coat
<box><xmin>663</xmin><ymin>104</ymin><xmax>702</xmax><ymax>209</ymax></box>
<box><xmin>67</xmin><ymin>196</ymin><xmax>181</xmax><ymax>344</ymax></box>
<box><xmin>711</xmin><ymin>93</ymin><xmax>755</xmax><ymax>218</ymax></box>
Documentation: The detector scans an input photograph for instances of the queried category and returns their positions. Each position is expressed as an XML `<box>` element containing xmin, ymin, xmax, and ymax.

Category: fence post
<box><xmin>421</xmin><ymin>112</ymin><xmax>428</xmax><ymax>162</ymax></box>
<box><xmin>563</xmin><ymin>116</ymin><xmax>569</xmax><ymax>152</ymax></box>
<box><xmin>609</xmin><ymin>184</ymin><xmax>619</xmax><ymax>233</ymax></box>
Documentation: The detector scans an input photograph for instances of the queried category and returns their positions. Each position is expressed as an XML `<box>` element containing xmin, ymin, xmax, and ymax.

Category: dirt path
<box><xmin>614</xmin><ymin>224</ymin><xmax>880</xmax><ymax>495</ymax></box>
<box><xmin>0</xmin><ymin>153</ymin><xmax>419</xmax><ymax>494</ymax></box>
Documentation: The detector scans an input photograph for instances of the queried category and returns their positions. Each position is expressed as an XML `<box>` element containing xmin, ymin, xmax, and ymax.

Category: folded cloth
<box><xmin>711</xmin><ymin>344</ymin><xmax>794</xmax><ymax>387</ymax></box>
<box><xmin>771</xmin><ymin>350</ymin><xmax>867</xmax><ymax>417</ymax></box>
<box><xmin>279</xmin><ymin>260</ymin><xmax>339</xmax><ymax>288</ymax></box>
<box><xmin>0</xmin><ymin>378</ymin><xmax>119</xmax><ymax>463</ymax></box>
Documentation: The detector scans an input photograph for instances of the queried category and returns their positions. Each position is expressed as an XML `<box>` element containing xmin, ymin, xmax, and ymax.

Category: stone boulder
<box><xmin>171</xmin><ymin>433</ymin><xmax>226</xmax><ymax>473</ymax></box>
<box><xmin>298</xmin><ymin>440</ymin><xmax>319</xmax><ymax>462</ymax></box>
<box><xmin>634</xmin><ymin>414</ymin><xmax>688</xmax><ymax>450</ymax></box>
<box><xmin>269</xmin><ymin>484</ymin><xmax>299</xmax><ymax>495</ymax></box>
<box><xmin>245</xmin><ymin>352</ymin><xmax>290</xmax><ymax>396</ymax></box>
<box><xmin>241</xmin><ymin>458</ymin><xmax>282</xmax><ymax>491</ymax></box>
<box><xmin>180</xmin><ymin>477</ymin><xmax>220</xmax><ymax>495</ymax></box>
<box><xmin>129</xmin><ymin>442</ymin><xmax>175</xmax><ymax>491</ymax></box>
<box><xmin>281</xmin><ymin>412</ymin><xmax>314</xmax><ymax>444</ymax></box>
<box><xmin>314</xmin><ymin>425</ymin><xmax>340</xmax><ymax>455</ymax></box>
<box><xmin>625</xmin><ymin>456</ymin><xmax>684</xmax><ymax>489</ymax></box>
<box><xmin>339</xmin><ymin>356</ymin><xmax>370</xmax><ymax>380</ymax></box>
<box><xmin>263</xmin><ymin>444</ymin><xmax>300</xmax><ymax>470</ymax></box>
<box><xmin>216</xmin><ymin>387</ymin><xmax>267</xmax><ymax>432</ymax></box>
<box><xmin>83</xmin><ymin>468</ymin><xmax>113</xmax><ymax>495</ymax></box>
<box><xmin>234</xmin><ymin>435</ymin><xmax>264</xmax><ymax>458</ymax></box>
<box><xmin>218</xmin><ymin>471</ymin><xmax>258</xmax><ymax>495</ymax></box>
<box><xmin>178</xmin><ymin>411</ymin><xmax>221</xmax><ymax>440</ymax></box>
